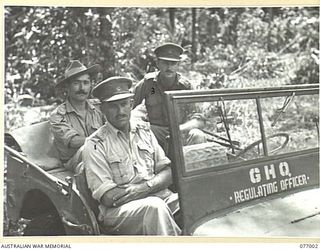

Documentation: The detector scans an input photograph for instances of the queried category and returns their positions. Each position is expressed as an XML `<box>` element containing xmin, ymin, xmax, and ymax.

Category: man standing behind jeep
<box><xmin>49</xmin><ymin>60</ymin><xmax>104</xmax><ymax>172</ymax></box>
<box><xmin>133</xmin><ymin>43</ymin><xmax>207</xmax><ymax>152</ymax></box>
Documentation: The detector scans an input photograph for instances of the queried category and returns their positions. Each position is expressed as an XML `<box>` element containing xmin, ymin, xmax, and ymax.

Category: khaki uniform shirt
<box><xmin>49</xmin><ymin>99</ymin><xmax>104</xmax><ymax>163</ymax></box>
<box><xmin>83</xmin><ymin>118</ymin><xmax>171</xmax><ymax>202</ymax></box>
<box><xmin>133</xmin><ymin>71</ymin><xmax>193</xmax><ymax>126</ymax></box>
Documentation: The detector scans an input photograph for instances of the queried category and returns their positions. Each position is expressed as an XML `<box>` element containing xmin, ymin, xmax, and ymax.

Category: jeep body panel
<box><xmin>194</xmin><ymin>188</ymin><xmax>320</xmax><ymax>237</ymax></box>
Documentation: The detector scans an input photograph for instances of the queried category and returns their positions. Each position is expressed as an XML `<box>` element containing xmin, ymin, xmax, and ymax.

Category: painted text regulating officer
<box><xmin>132</xmin><ymin>43</ymin><xmax>207</xmax><ymax>152</ymax></box>
<box><xmin>83</xmin><ymin>77</ymin><xmax>181</xmax><ymax>235</ymax></box>
<box><xmin>50</xmin><ymin>60</ymin><xmax>104</xmax><ymax>172</ymax></box>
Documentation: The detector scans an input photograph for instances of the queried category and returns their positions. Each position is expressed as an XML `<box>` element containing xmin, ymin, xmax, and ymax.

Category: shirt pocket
<box><xmin>145</xmin><ymin>92</ymin><xmax>162</xmax><ymax>106</ymax></box>
<box><xmin>137</xmin><ymin>142</ymin><xmax>155</xmax><ymax>175</ymax></box>
<box><xmin>108</xmin><ymin>155</ymin><xmax>132</xmax><ymax>184</ymax></box>
<box><xmin>145</xmin><ymin>94</ymin><xmax>164</xmax><ymax>123</ymax></box>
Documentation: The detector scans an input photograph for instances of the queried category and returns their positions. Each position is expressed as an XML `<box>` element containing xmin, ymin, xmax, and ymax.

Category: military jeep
<box><xmin>4</xmin><ymin>120</ymin><xmax>100</xmax><ymax>235</ymax></box>
<box><xmin>4</xmin><ymin>84</ymin><xmax>320</xmax><ymax>236</ymax></box>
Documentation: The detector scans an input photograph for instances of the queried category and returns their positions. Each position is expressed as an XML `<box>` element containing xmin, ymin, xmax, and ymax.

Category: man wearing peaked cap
<box><xmin>92</xmin><ymin>76</ymin><xmax>134</xmax><ymax>102</ymax></box>
<box><xmin>154</xmin><ymin>42</ymin><xmax>183</xmax><ymax>62</ymax></box>
<box><xmin>49</xmin><ymin>60</ymin><xmax>104</xmax><ymax>172</ymax></box>
<box><xmin>83</xmin><ymin>76</ymin><xmax>181</xmax><ymax>235</ymax></box>
<box><xmin>133</xmin><ymin>42</ymin><xmax>207</xmax><ymax>153</ymax></box>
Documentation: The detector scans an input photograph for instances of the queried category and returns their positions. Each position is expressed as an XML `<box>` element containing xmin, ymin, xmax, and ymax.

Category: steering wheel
<box><xmin>234</xmin><ymin>133</ymin><xmax>290</xmax><ymax>160</ymax></box>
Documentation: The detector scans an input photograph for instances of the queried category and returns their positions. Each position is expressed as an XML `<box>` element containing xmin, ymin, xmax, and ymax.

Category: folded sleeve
<box><xmin>49</xmin><ymin>112</ymin><xmax>80</xmax><ymax>147</ymax></box>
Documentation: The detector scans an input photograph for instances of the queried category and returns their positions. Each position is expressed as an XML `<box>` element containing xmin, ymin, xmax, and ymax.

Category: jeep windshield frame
<box><xmin>164</xmin><ymin>84</ymin><xmax>319</xmax><ymax>235</ymax></box>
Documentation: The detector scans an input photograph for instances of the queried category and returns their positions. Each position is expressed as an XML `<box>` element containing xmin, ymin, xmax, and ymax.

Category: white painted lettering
<box><xmin>249</xmin><ymin>168</ymin><xmax>261</xmax><ymax>183</ymax></box>
<box><xmin>264</xmin><ymin>164</ymin><xmax>276</xmax><ymax>180</ymax></box>
<box><xmin>233</xmin><ymin>182</ymin><xmax>279</xmax><ymax>204</ymax></box>
<box><xmin>280</xmin><ymin>174</ymin><xmax>308</xmax><ymax>191</ymax></box>
<box><xmin>279</xmin><ymin>161</ymin><xmax>291</xmax><ymax>177</ymax></box>
<box><xmin>234</xmin><ymin>191</ymin><xmax>240</xmax><ymax>203</ymax></box>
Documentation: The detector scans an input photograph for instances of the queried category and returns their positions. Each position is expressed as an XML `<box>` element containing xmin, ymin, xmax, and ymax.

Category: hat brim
<box><xmin>157</xmin><ymin>56</ymin><xmax>181</xmax><ymax>62</ymax></box>
<box><xmin>102</xmin><ymin>93</ymin><xmax>134</xmax><ymax>103</ymax></box>
<box><xmin>56</xmin><ymin>64</ymin><xmax>100</xmax><ymax>88</ymax></box>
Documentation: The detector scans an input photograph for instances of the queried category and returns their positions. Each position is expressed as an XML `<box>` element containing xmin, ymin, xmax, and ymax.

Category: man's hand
<box><xmin>100</xmin><ymin>167</ymin><xmax>172</xmax><ymax>208</ymax></box>
<box><xmin>100</xmin><ymin>183</ymin><xmax>150</xmax><ymax>208</ymax></box>
<box><xmin>100</xmin><ymin>186</ymin><xmax>128</xmax><ymax>208</ymax></box>
<box><xmin>179</xmin><ymin>117</ymin><xmax>205</xmax><ymax>132</ymax></box>
<box><xmin>112</xmin><ymin>183</ymin><xmax>150</xmax><ymax>207</ymax></box>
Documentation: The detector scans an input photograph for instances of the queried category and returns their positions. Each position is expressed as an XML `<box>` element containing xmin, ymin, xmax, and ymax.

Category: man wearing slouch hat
<box><xmin>50</xmin><ymin>60</ymin><xmax>104</xmax><ymax>173</ymax></box>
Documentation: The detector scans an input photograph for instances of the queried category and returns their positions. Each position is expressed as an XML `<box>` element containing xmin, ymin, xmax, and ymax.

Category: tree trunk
<box><xmin>169</xmin><ymin>8</ymin><xmax>175</xmax><ymax>34</ymax></box>
<box><xmin>97</xmin><ymin>7</ymin><xmax>115</xmax><ymax>78</ymax></box>
<box><xmin>191</xmin><ymin>8</ymin><xmax>197</xmax><ymax>64</ymax></box>
<box><xmin>266</xmin><ymin>8</ymin><xmax>274</xmax><ymax>52</ymax></box>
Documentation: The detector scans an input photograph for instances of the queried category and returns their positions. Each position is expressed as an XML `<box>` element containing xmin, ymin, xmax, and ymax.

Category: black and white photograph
<box><xmin>3</xmin><ymin>4</ymin><xmax>320</xmax><ymax>240</ymax></box>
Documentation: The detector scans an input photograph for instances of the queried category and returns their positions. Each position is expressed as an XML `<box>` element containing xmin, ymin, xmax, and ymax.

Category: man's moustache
<box><xmin>116</xmin><ymin>115</ymin><xmax>128</xmax><ymax>119</ymax></box>
<box><xmin>76</xmin><ymin>91</ymin><xmax>88</xmax><ymax>95</ymax></box>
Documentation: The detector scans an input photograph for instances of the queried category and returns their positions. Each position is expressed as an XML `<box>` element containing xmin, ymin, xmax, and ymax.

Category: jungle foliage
<box><xmin>4</xmin><ymin>6</ymin><xmax>320</xmax><ymax>130</ymax></box>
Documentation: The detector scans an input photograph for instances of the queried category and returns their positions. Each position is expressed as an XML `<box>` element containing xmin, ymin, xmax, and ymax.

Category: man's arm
<box><xmin>103</xmin><ymin>166</ymin><xmax>172</xmax><ymax>208</ymax></box>
<box><xmin>179</xmin><ymin>116</ymin><xmax>206</xmax><ymax>132</ymax></box>
<box><xmin>100</xmin><ymin>186</ymin><xmax>128</xmax><ymax>208</ymax></box>
<box><xmin>50</xmin><ymin>111</ymin><xmax>85</xmax><ymax>150</ymax></box>
<box><xmin>132</xmin><ymin>79</ymin><xmax>146</xmax><ymax>109</ymax></box>
<box><xmin>178</xmin><ymin>77</ymin><xmax>207</xmax><ymax>133</ymax></box>
<box><xmin>83</xmin><ymin>138</ymin><xmax>119</xmax><ymax>204</ymax></box>
<box><xmin>68</xmin><ymin>135</ymin><xmax>86</xmax><ymax>149</ymax></box>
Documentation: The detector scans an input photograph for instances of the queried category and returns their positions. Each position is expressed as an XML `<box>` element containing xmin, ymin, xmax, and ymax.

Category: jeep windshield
<box><xmin>164</xmin><ymin>84</ymin><xmax>319</xmax><ymax>236</ymax></box>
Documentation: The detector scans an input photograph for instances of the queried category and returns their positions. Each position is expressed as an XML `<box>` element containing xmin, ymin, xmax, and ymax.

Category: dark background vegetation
<box><xmin>4</xmin><ymin>6</ymin><xmax>319</xmax><ymax>131</ymax></box>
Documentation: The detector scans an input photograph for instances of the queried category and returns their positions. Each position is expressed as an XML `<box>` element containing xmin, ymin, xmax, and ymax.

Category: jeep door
<box><xmin>164</xmin><ymin>84</ymin><xmax>319</xmax><ymax>235</ymax></box>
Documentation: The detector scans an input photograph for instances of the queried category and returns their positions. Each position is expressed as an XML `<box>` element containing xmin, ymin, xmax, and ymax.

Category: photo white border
<box><xmin>1</xmin><ymin>0</ymin><xmax>319</xmax><ymax>247</ymax></box>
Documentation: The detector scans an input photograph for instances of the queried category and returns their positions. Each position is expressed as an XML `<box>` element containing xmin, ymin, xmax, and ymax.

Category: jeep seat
<box><xmin>183</xmin><ymin>142</ymin><xmax>228</xmax><ymax>171</ymax></box>
<box><xmin>5</xmin><ymin>121</ymin><xmax>62</xmax><ymax>171</ymax></box>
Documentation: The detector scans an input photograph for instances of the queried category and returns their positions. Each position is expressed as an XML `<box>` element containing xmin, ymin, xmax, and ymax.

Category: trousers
<box><xmin>98</xmin><ymin>193</ymin><xmax>181</xmax><ymax>235</ymax></box>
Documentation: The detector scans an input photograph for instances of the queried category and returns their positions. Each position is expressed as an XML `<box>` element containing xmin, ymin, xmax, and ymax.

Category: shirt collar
<box><xmin>104</xmin><ymin>114</ymin><xmax>139</xmax><ymax>137</ymax></box>
<box><xmin>154</xmin><ymin>71</ymin><xmax>183</xmax><ymax>88</ymax></box>
<box><xmin>104</xmin><ymin>121</ymin><xmax>120</xmax><ymax>137</ymax></box>
<box><xmin>65</xmin><ymin>99</ymin><xmax>95</xmax><ymax>114</ymax></box>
